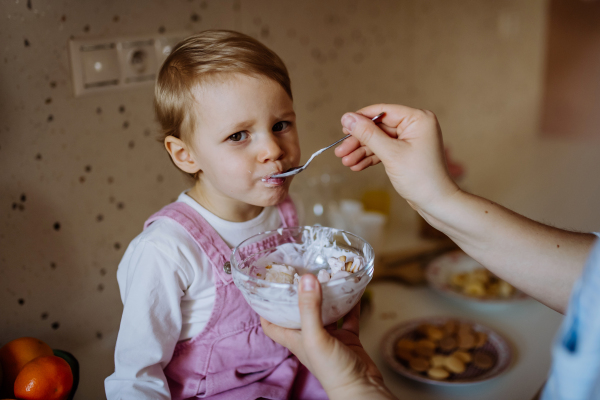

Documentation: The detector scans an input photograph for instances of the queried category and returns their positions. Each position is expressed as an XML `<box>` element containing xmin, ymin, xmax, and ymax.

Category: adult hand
<box><xmin>261</xmin><ymin>274</ymin><xmax>395</xmax><ymax>400</ymax></box>
<box><xmin>335</xmin><ymin>104</ymin><xmax>459</xmax><ymax>213</ymax></box>
<box><xmin>335</xmin><ymin>104</ymin><xmax>596</xmax><ymax>314</ymax></box>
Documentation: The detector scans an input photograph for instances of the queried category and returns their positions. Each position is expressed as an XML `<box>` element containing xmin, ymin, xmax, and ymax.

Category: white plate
<box><xmin>381</xmin><ymin>317</ymin><xmax>512</xmax><ymax>386</ymax></box>
<box><xmin>425</xmin><ymin>250</ymin><xmax>528</xmax><ymax>305</ymax></box>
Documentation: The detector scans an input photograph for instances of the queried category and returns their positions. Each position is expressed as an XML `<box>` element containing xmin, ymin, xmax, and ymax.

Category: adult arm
<box><xmin>336</xmin><ymin>104</ymin><xmax>595</xmax><ymax>313</ymax></box>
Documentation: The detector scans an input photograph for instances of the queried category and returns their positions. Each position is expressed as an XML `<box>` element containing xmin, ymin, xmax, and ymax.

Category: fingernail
<box><xmin>301</xmin><ymin>276</ymin><xmax>315</xmax><ymax>292</ymax></box>
<box><xmin>341</xmin><ymin>114</ymin><xmax>357</xmax><ymax>132</ymax></box>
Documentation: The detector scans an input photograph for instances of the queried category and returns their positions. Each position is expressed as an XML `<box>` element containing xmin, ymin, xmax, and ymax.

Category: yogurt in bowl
<box><xmin>231</xmin><ymin>226</ymin><xmax>374</xmax><ymax>328</ymax></box>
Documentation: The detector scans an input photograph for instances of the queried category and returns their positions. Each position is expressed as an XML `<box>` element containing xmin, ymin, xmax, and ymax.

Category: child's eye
<box><xmin>272</xmin><ymin>121</ymin><xmax>290</xmax><ymax>132</ymax></box>
<box><xmin>228</xmin><ymin>131</ymin><xmax>248</xmax><ymax>142</ymax></box>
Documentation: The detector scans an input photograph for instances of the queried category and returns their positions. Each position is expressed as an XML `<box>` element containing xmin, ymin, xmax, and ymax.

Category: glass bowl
<box><xmin>231</xmin><ymin>226</ymin><xmax>375</xmax><ymax>328</ymax></box>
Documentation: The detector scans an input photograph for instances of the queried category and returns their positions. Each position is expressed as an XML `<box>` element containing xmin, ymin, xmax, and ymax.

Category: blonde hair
<box><xmin>154</xmin><ymin>30</ymin><xmax>292</xmax><ymax>146</ymax></box>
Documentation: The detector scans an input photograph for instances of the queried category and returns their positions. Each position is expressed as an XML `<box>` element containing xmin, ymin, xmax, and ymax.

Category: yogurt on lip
<box><xmin>261</xmin><ymin>172</ymin><xmax>286</xmax><ymax>186</ymax></box>
<box><xmin>261</xmin><ymin>176</ymin><xmax>286</xmax><ymax>186</ymax></box>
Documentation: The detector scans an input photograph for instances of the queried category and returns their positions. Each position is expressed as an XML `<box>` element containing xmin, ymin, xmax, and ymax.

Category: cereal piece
<box><xmin>339</xmin><ymin>255</ymin><xmax>346</xmax><ymax>263</ymax></box>
<box><xmin>457</xmin><ymin>332</ymin><xmax>476</xmax><ymax>350</ymax></box>
<box><xmin>474</xmin><ymin>331</ymin><xmax>488</xmax><ymax>348</ymax></box>
<box><xmin>451</xmin><ymin>272</ymin><xmax>467</xmax><ymax>287</ymax></box>
<box><xmin>265</xmin><ymin>265</ymin><xmax>272</xmax><ymax>269</ymax></box>
<box><xmin>347</xmin><ymin>257</ymin><xmax>363</xmax><ymax>273</ymax></box>
<box><xmin>317</xmin><ymin>269</ymin><xmax>330</xmax><ymax>283</ymax></box>
<box><xmin>430</xmin><ymin>355</ymin><xmax>446</xmax><ymax>368</ymax></box>
<box><xmin>439</xmin><ymin>336</ymin><xmax>457</xmax><ymax>352</ymax></box>
<box><xmin>396</xmin><ymin>338</ymin><xmax>416</xmax><ymax>351</ymax></box>
<box><xmin>473</xmin><ymin>352</ymin><xmax>494</xmax><ymax>370</ymax></box>
<box><xmin>450</xmin><ymin>267</ymin><xmax>516</xmax><ymax>299</ymax></box>
<box><xmin>464</xmin><ymin>282</ymin><xmax>486</xmax><ymax>297</ymax></box>
<box><xmin>328</xmin><ymin>257</ymin><xmax>345</xmax><ymax>274</ymax></box>
<box><xmin>487</xmin><ymin>282</ymin><xmax>500</xmax><ymax>296</ymax></box>
<box><xmin>452</xmin><ymin>350</ymin><xmax>472</xmax><ymax>363</ymax></box>
<box><xmin>416</xmin><ymin>323</ymin><xmax>433</xmax><ymax>335</ymax></box>
<box><xmin>427</xmin><ymin>367</ymin><xmax>450</xmax><ymax>380</ymax></box>
<box><xmin>293</xmin><ymin>273</ymin><xmax>301</xmax><ymax>285</ymax></box>
<box><xmin>395</xmin><ymin>339</ymin><xmax>414</xmax><ymax>360</ymax></box>
<box><xmin>443</xmin><ymin>320</ymin><xmax>457</xmax><ymax>335</ymax></box>
<box><xmin>498</xmin><ymin>281</ymin><xmax>515</xmax><ymax>297</ymax></box>
<box><xmin>395</xmin><ymin>347</ymin><xmax>414</xmax><ymax>361</ymax></box>
<box><xmin>414</xmin><ymin>340</ymin><xmax>436</xmax><ymax>357</ymax></box>
<box><xmin>409</xmin><ymin>357</ymin><xmax>430</xmax><ymax>372</ymax></box>
<box><xmin>457</xmin><ymin>322</ymin><xmax>473</xmax><ymax>335</ymax></box>
<box><xmin>443</xmin><ymin>355</ymin><xmax>466</xmax><ymax>374</ymax></box>
<box><xmin>471</xmin><ymin>268</ymin><xmax>489</xmax><ymax>283</ymax></box>
<box><xmin>426</xmin><ymin>326</ymin><xmax>444</xmax><ymax>341</ymax></box>
<box><xmin>345</xmin><ymin>261</ymin><xmax>353</xmax><ymax>270</ymax></box>
<box><xmin>265</xmin><ymin>264</ymin><xmax>296</xmax><ymax>284</ymax></box>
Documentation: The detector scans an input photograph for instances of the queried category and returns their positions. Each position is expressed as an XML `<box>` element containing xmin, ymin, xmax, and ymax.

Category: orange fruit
<box><xmin>14</xmin><ymin>355</ymin><xmax>73</xmax><ymax>400</ymax></box>
<box><xmin>0</xmin><ymin>338</ymin><xmax>53</xmax><ymax>396</ymax></box>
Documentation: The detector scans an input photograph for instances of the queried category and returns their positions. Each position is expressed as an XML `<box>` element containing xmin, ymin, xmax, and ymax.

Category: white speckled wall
<box><xmin>2</xmin><ymin>0</ymin><xmax>600</xmax><ymax>398</ymax></box>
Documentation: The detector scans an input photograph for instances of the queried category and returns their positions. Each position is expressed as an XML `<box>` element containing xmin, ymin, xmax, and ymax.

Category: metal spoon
<box><xmin>270</xmin><ymin>112</ymin><xmax>385</xmax><ymax>179</ymax></box>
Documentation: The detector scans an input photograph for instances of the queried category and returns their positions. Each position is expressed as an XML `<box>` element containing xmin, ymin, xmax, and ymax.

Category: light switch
<box><xmin>81</xmin><ymin>45</ymin><xmax>120</xmax><ymax>87</ymax></box>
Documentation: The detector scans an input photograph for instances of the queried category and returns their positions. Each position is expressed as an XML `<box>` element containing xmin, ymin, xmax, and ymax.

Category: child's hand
<box><xmin>335</xmin><ymin>104</ymin><xmax>459</xmax><ymax>213</ymax></box>
<box><xmin>261</xmin><ymin>274</ymin><xmax>395</xmax><ymax>400</ymax></box>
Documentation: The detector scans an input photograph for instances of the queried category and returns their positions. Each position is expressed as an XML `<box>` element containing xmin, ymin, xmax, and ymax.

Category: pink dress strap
<box><xmin>144</xmin><ymin>201</ymin><xmax>234</xmax><ymax>286</ymax></box>
<box><xmin>276</xmin><ymin>195</ymin><xmax>299</xmax><ymax>228</ymax></box>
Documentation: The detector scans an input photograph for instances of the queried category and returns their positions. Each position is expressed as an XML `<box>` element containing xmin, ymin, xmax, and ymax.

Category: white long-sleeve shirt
<box><xmin>105</xmin><ymin>192</ymin><xmax>288</xmax><ymax>399</ymax></box>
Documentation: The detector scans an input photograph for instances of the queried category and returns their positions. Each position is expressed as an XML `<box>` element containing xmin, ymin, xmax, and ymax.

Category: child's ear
<box><xmin>164</xmin><ymin>136</ymin><xmax>201</xmax><ymax>175</ymax></box>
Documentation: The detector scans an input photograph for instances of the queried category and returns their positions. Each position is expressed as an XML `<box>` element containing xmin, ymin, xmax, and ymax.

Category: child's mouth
<box><xmin>262</xmin><ymin>174</ymin><xmax>286</xmax><ymax>186</ymax></box>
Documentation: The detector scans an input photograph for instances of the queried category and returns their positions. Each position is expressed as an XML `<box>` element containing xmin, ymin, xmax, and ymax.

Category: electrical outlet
<box><xmin>119</xmin><ymin>38</ymin><xmax>158</xmax><ymax>85</ymax></box>
<box><xmin>69</xmin><ymin>32</ymin><xmax>190</xmax><ymax>97</ymax></box>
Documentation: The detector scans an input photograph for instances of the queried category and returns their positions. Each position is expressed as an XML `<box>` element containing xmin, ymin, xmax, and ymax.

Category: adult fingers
<box><xmin>335</xmin><ymin>122</ymin><xmax>397</xmax><ymax>159</ymax></box>
<box><xmin>344</xmin><ymin>121</ymin><xmax>398</xmax><ymax>138</ymax></box>
<box><xmin>334</xmin><ymin>136</ymin><xmax>362</xmax><ymax>158</ymax></box>
<box><xmin>349</xmin><ymin>155</ymin><xmax>381</xmax><ymax>171</ymax></box>
<box><xmin>355</xmin><ymin>103</ymin><xmax>421</xmax><ymax>133</ymax></box>
<box><xmin>341</xmin><ymin>112</ymin><xmax>398</xmax><ymax>161</ymax></box>
<box><xmin>298</xmin><ymin>275</ymin><xmax>328</xmax><ymax>340</ymax></box>
<box><xmin>341</xmin><ymin>146</ymin><xmax>377</xmax><ymax>167</ymax></box>
<box><xmin>340</xmin><ymin>302</ymin><xmax>360</xmax><ymax>336</ymax></box>
<box><xmin>260</xmin><ymin>317</ymin><xmax>299</xmax><ymax>350</ymax></box>
<box><xmin>260</xmin><ymin>316</ymin><xmax>277</xmax><ymax>339</ymax></box>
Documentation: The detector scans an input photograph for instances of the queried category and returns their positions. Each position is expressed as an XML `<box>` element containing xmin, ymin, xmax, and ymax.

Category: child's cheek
<box><xmin>225</xmin><ymin>159</ymin><xmax>253</xmax><ymax>185</ymax></box>
<box><xmin>292</xmin><ymin>140</ymin><xmax>302</xmax><ymax>164</ymax></box>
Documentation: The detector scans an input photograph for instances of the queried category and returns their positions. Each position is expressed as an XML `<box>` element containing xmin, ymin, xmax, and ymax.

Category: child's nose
<box><xmin>259</xmin><ymin>135</ymin><xmax>284</xmax><ymax>163</ymax></box>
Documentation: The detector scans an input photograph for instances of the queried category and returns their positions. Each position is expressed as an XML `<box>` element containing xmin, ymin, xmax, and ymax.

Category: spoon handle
<box><xmin>302</xmin><ymin>112</ymin><xmax>385</xmax><ymax>168</ymax></box>
<box><xmin>322</xmin><ymin>134</ymin><xmax>351</xmax><ymax>152</ymax></box>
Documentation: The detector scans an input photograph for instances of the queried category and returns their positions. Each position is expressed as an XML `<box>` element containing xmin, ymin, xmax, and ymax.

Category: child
<box><xmin>105</xmin><ymin>30</ymin><xmax>326</xmax><ymax>400</ymax></box>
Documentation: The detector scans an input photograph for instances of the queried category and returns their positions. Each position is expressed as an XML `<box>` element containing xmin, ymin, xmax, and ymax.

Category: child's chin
<box><xmin>258</xmin><ymin>189</ymin><xmax>289</xmax><ymax>207</ymax></box>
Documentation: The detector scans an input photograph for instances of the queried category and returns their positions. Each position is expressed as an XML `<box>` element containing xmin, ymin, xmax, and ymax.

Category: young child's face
<box><xmin>188</xmin><ymin>73</ymin><xmax>300</xmax><ymax>210</ymax></box>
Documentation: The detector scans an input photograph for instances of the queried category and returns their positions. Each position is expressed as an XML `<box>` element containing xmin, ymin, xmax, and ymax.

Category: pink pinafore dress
<box><xmin>143</xmin><ymin>197</ymin><xmax>327</xmax><ymax>400</ymax></box>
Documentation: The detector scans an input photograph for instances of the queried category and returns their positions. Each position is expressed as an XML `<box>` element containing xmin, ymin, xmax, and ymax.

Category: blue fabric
<box><xmin>542</xmin><ymin>235</ymin><xmax>600</xmax><ymax>400</ymax></box>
